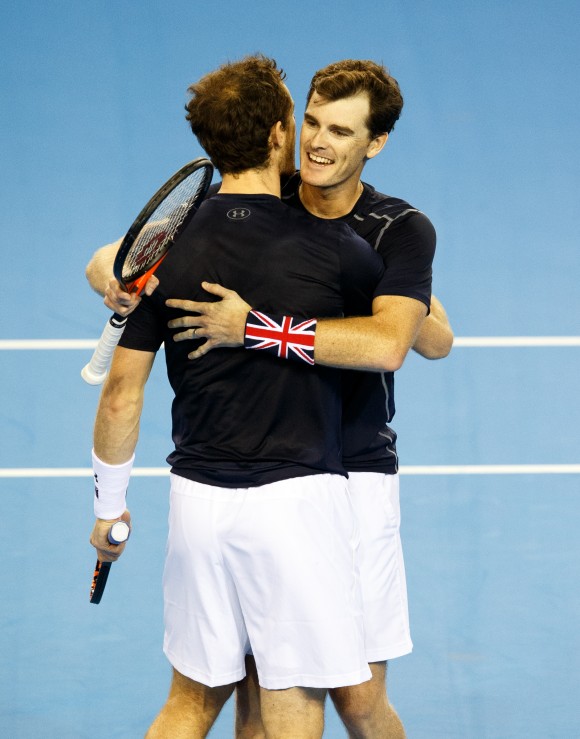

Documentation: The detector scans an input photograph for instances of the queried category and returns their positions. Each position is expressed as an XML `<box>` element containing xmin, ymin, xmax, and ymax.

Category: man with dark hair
<box><xmin>89</xmin><ymin>55</ymin><xmax>385</xmax><ymax>738</ymax></box>
<box><xmin>307</xmin><ymin>58</ymin><xmax>403</xmax><ymax>137</ymax></box>
<box><xmin>164</xmin><ymin>59</ymin><xmax>452</xmax><ymax>738</ymax></box>
<box><xmin>87</xmin><ymin>58</ymin><xmax>452</xmax><ymax>737</ymax></box>
<box><xmin>184</xmin><ymin>56</ymin><xmax>294</xmax><ymax>175</ymax></box>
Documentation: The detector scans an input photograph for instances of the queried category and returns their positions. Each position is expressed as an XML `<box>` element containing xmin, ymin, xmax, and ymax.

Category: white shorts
<box><xmin>348</xmin><ymin>472</ymin><xmax>413</xmax><ymax>662</ymax></box>
<box><xmin>163</xmin><ymin>472</ymin><xmax>371</xmax><ymax>690</ymax></box>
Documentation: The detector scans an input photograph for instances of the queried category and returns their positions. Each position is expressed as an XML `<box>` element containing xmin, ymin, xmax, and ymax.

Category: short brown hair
<box><xmin>185</xmin><ymin>55</ymin><xmax>293</xmax><ymax>175</ymax></box>
<box><xmin>307</xmin><ymin>60</ymin><xmax>403</xmax><ymax>137</ymax></box>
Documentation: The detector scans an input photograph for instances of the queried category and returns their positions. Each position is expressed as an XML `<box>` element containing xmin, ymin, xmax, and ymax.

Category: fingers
<box><xmin>104</xmin><ymin>279</ymin><xmax>140</xmax><ymax>317</ymax></box>
<box><xmin>166</xmin><ymin>306</ymin><xmax>203</xmax><ymax>327</ymax></box>
<box><xmin>90</xmin><ymin>511</ymin><xmax>131</xmax><ymax>563</ymax></box>
<box><xmin>187</xmin><ymin>340</ymin><xmax>216</xmax><ymax>360</ymax></box>
<box><xmin>165</xmin><ymin>298</ymin><xmax>205</xmax><ymax>313</ymax></box>
<box><xmin>119</xmin><ymin>509</ymin><xmax>132</xmax><ymax>529</ymax></box>
<box><xmin>165</xmin><ymin>282</ymin><xmax>248</xmax><ymax>352</ymax></box>
<box><xmin>200</xmin><ymin>281</ymin><xmax>231</xmax><ymax>298</ymax></box>
<box><xmin>165</xmin><ymin>282</ymin><xmax>231</xmax><ymax>314</ymax></box>
<box><xmin>172</xmin><ymin>328</ymin><xmax>201</xmax><ymax>342</ymax></box>
<box><xmin>143</xmin><ymin>274</ymin><xmax>160</xmax><ymax>296</ymax></box>
<box><xmin>90</xmin><ymin>537</ymin><xmax>124</xmax><ymax>562</ymax></box>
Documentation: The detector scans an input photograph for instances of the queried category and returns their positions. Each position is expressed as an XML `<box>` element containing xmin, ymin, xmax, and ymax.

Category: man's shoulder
<box><xmin>350</xmin><ymin>183</ymin><xmax>435</xmax><ymax>245</ymax></box>
<box><xmin>355</xmin><ymin>183</ymin><xmax>423</xmax><ymax>220</ymax></box>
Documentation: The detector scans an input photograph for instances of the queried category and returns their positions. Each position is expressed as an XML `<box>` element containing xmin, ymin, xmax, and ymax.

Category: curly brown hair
<box><xmin>185</xmin><ymin>55</ymin><xmax>293</xmax><ymax>175</ymax></box>
<box><xmin>307</xmin><ymin>60</ymin><xmax>403</xmax><ymax>137</ymax></box>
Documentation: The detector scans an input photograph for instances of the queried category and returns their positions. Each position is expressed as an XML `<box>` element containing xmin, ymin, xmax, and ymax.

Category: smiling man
<box><xmin>164</xmin><ymin>60</ymin><xmax>451</xmax><ymax>739</ymax></box>
<box><xmin>85</xmin><ymin>59</ymin><xmax>452</xmax><ymax>739</ymax></box>
<box><xmin>88</xmin><ymin>56</ymin><xmax>391</xmax><ymax>739</ymax></box>
<box><xmin>299</xmin><ymin>89</ymin><xmax>389</xmax><ymax>215</ymax></box>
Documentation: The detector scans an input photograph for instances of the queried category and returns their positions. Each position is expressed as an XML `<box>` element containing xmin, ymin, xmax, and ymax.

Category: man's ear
<box><xmin>270</xmin><ymin>120</ymin><xmax>285</xmax><ymax>150</ymax></box>
<box><xmin>367</xmin><ymin>132</ymin><xmax>388</xmax><ymax>160</ymax></box>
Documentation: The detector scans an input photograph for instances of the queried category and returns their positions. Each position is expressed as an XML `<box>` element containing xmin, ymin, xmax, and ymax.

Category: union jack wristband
<box><xmin>244</xmin><ymin>310</ymin><xmax>317</xmax><ymax>365</ymax></box>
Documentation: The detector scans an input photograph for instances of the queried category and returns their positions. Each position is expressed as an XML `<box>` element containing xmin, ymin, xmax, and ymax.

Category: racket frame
<box><xmin>113</xmin><ymin>157</ymin><xmax>213</xmax><ymax>292</ymax></box>
<box><xmin>81</xmin><ymin>157</ymin><xmax>213</xmax><ymax>385</ymax></box>
<box><xmin>90</xmin><ymin>560</ymin><xmax>111</xmax><ymax>604</ymax></box>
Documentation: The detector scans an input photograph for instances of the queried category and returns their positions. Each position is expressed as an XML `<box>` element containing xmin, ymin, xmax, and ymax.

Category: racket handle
<box><xmin>89</xmin><ymin>523</ymin><xmax>130</xmax><ymax>604</ymax></box>
<box><xmin>108</xmin><ymin>520</ymin><xmax>131</xmax><ymax>545</ymax></box>
<box><xmin>81</xmin><ymin>314</ymin><xmax>127</xmax><ymax>385</ymax></box>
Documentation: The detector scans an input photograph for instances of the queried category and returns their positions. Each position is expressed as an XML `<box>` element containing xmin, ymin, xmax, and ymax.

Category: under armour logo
<box><xmin>227</xmin><ymin>208</ymin><xmax>251</xmax><ymax>220</ymax></box>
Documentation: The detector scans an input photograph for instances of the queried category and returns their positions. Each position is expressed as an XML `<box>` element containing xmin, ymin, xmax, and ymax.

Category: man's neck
<box><xmin>299</xmin><ymin>179</ymin><xmax>364</xmax><ymax>219</ymax></box>
<box><xmin>219</xmin><ymin>167</ymin><xmax>282</xmax><ymax>197</ymax></box>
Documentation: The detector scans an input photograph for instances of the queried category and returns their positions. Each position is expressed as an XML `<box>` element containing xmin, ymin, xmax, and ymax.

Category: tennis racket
<box><xmin>81</xmin><ymin>157</ymin><xmax>214</xmax><ymax>385</ymax></box>
<box><xmin>90</xmin><ymin>520</ymin><xmax>131</xmax><ymax>604</ymax></box>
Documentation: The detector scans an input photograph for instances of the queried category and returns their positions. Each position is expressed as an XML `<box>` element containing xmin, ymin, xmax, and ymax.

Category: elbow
<box><xmin>442</xmin><ymin>331</ymin><xmax>454</xmax><ymax>357</ymax></box>
<box><xmin>417</xmin><ymin>328</ymin><xmax>454</xmax><ymax>360</ymax></box>
<box><xmin>100</xmin><ymin>381</ymin><xmax>144</xmax><ymax>421</ymax></box>
<box><xmin>85</xmin><ymin>257</ymin><xmax>102</xmax><ymax>296</ymax></box>
<box><xmin>388</xmin><ymin>352</ymin><xmax>406</xmax><ymax>372</ymax></box>
<box><xmin>428</xmin><ymin>332</ymin><xmax>454</xmax><ymax>359</ymax></box>
<box><xmin>101</xmin><ymin>395</ymin><xmax>139</xmax><ymax>421</ymax></box>
<box><xmin>85</xmin><ymin>263</ymin><xmax>95</xmax><ymax>290</ymax></box>
<box><xmin>374</xmin><ymin>344</ymin><xmax>408</xmax><ymax>373</ymax></box>
<box><xmin>434</xmin><ymin>329</ymin><xmax>455</xmax><ymax>359</ymax></box>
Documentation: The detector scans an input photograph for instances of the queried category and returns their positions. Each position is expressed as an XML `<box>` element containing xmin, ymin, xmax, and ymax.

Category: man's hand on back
<box><xmin>166</xmin><ymin>282</ymin><xmax>251</xmax><ymax>359</ymax></box>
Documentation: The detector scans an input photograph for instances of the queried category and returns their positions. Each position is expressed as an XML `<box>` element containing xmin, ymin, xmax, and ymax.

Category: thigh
<box><xmin>329</xmin><ymin>661</ymin><xmax>406</xmax><ymax>738</ymax></box>
<box><xmin>330</xmin><ymin>660</ymin><xmax>387</xmax><ymax>712</ymax></box>
<box><xmin>260</xmin><ymin>685</ymin><xmax>326</xmax><ymax>739</ymax></box>
<box><xmin>235</xmin><ymin>656</ymin><xmax>265</xmax><ymax>739</ymax></box>
<box><xmin>348</xmin><ymin>472</ymin><xmax>412</xmax><ymax>662</ymax></box>
<box><xmin>163</xmin><ymin>474</ymin><xmax>249</xmax><ymax>687</ymax></box>
<box><xmin>225</xmin><ymin>474</ymin><xmax>371</xmax><ymax>690</ymax></box>
<box><xmin>146</xmin><ymin>668</ymin><xmax>235</xmax><ymax>738</ymax></box>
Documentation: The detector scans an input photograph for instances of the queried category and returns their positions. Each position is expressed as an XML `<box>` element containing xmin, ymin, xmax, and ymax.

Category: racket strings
<box><xmin>121</xmin><ymin>169</ymin><xmax>209</xmax><ymax>284</ymax></box>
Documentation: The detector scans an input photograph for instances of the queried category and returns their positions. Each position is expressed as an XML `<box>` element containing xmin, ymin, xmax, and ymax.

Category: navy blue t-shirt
<box><xmin>282</xmin><ymin>173</ymin><xmax>436</xmax><ymax>474</ymax></box>
<box><xmin>119</xmin><ymin>193</ymin><xmax>384</xmax><ymax>487</ymax></box>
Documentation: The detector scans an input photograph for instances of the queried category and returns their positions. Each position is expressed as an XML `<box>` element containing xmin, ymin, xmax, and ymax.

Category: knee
<box><xmin>330</xmin><ymin>683</ymin><xmax>386</xmax><ymax>727</ymax></box>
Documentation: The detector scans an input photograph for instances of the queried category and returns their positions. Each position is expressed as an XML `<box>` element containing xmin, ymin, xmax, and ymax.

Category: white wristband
<box><xmin>92</xmin><ymin>449</ymin><xmax>134</xmax><ymax>519</ymax></box>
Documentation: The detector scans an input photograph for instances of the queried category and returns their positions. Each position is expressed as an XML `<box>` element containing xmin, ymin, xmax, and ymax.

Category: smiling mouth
<box><xmin>308</xmin><ymin>152</ymin><xmax>333</xmax><ymax>165</ymax></box>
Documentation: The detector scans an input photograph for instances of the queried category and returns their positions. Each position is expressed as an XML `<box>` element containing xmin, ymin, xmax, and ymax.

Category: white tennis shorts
<box><xmin>348</xmin><ymin>472</ymin><xmax>412</xmax><ymax>662</ymax></box>
<box><xmin>163</xmin><ymin>472</ymin><xmax>371</xmax><ymax>690</ymax></box>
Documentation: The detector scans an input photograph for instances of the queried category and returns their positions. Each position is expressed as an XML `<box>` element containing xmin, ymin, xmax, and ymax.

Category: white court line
<box><xmin>1</xmin><ymin>465</ymin><xmax>580</xmax><ymax>478</ymax></box>
<box><xmin>401</xmin><ymin>465</ymin><xmax>580</xmax><ymax>475</ymax></box>
<box><xmin>1</xmin><ymin>337</ymin><xmax>580</xmax><ymax>350</ymax></box>
<box><xmin>0</xmin><ymin>468</ymin><xmax>169</xmax><ymax>478</ymax></box>
<box><xmin>0</xmin><ymin>340</ymin><xmax>98</xmax><ymax>350</ymax></box>
<box><xmin>453</xmin><ymin>337</ymin><xmax>580</xmax><ymax>347</ymax></box>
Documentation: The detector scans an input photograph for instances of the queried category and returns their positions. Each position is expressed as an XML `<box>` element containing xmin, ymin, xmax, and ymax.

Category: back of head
<box><xmin>185</xmin><ymin>54</ymin><xmax>293</xmax><ymax>175</ymax></box>
<box><xmin>307</xmin><ymin>59</ymin><xmax>403</xmax><ymax>137</ymax></box>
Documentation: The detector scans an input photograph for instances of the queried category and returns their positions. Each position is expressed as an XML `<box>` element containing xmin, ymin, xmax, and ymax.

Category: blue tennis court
<box><xmin>2</xmin><ymin>1</ymin><xmax>580</xmax><ymax>736</ymax></box>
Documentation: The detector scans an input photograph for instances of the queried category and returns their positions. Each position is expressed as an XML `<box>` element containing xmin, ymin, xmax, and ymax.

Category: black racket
<box><xmin>82</xmin><ymin>157</ymin><xmax>214</xmax><ymax>384</ymax></box>
<box><xmin>90</xmin><ymin>520</ymin><xmax>131</xmax><ymax>604</ymax></box>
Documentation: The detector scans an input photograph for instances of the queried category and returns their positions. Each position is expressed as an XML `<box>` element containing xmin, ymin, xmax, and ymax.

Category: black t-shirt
<box><xmin>119</xmin><ymin>193</ymin><xmax>384</xmax><ymax>487</ymax></box>
<box><xmin>282</xmin><ymin>173</ymin><xmax>436</xmax><ymax>474</ymax></box>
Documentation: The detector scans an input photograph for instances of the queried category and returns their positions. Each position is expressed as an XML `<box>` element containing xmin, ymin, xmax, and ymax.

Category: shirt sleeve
<box><xmin>118</xmin><ymin>294</ymin><xmax>165</xmax><ymax>353</ymax></box>
<box><xmin>372</xmin><ymin>211</ymin><xmax>435</xmax><ymax>310</ymax></box>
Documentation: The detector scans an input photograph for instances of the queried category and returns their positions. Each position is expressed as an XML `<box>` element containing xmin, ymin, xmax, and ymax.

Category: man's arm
<box><xmin>93</xmin><ymin>346</ymin><xmax>155</xmax><ymax>462</ymax></box>
<box><xmin>166</xmin><ymin>283</ymin><xmax>428</xmax><ymax>372</ymax></box>
<box><xmin>313</xmin><ymin>295</ymin><xmax>426</xmax><ymax>372</ymax></box>
<box><xmin>89</xmin><ymin>346</ymin><xmax>155</xmax><ymax>563</ymax></box>
<box><xmin>86</xmin><ymin>240</ymin><xmax>122</xmax><ymax>296</ymax></box>
<box><xmin>412</xmin><ymin>295</ymin><xmax>453</xmax><ymax>359</ymax></box>
<box><xmin>86</xmin><ymin>238</ymin><xmax>159</xmax><ymax>315</ymax></box>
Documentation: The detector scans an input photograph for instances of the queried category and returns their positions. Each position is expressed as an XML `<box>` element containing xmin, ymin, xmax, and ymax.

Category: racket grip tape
<box><xmin>81</xmin><ymin>314</ymin><xmax>127</xmax><ymax>385</ymax></box>
<box><xmin>108</xmin><ymin>520</ymin><xmax>131</xmax><ymax>545</ymax></box>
